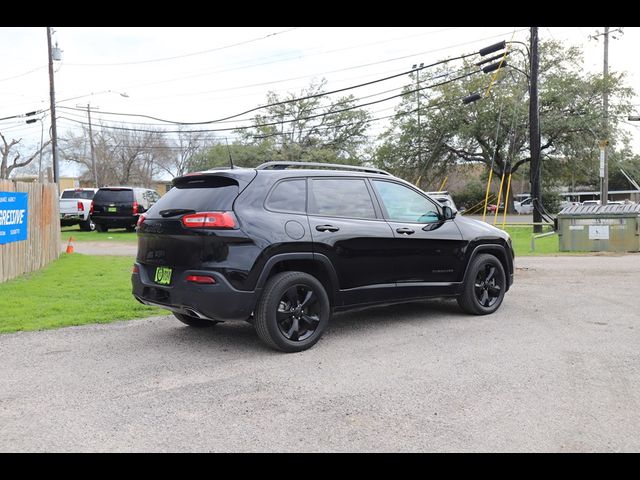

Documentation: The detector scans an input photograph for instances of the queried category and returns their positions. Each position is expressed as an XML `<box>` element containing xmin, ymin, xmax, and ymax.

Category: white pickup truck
<box><xmin>59</xmin><ymin>188</ymin><xmax>98</xmax><ymax>231</ymax></box>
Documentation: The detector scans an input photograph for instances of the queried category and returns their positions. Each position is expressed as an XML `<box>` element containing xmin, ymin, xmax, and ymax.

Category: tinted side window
<box><xmin>373</xmin><ymin>180</ymin><xmax>440</xmax><ymax>223</ymax></box>
<box><xmin>265</xmin><ymin>179</ymin><xmax>306</xmax><ymax>213</ymax></box>
<box><xmin>309</xmin><ymin>178</ymin><xmax>376</xmax><ymax>219</ymax></box>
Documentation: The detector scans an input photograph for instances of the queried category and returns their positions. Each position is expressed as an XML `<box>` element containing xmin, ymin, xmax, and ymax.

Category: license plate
<box><xmin>154</xmin><ymin>267</ymin><xmax>172</xmax><ymax>285</ymax></box>
<box><xmin>108</xmin><ymin>207</ymin><xmax>117</xmax><ymax>213</ymax></box>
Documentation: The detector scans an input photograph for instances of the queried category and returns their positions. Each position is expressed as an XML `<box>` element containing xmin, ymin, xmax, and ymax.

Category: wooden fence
<box><xmin>0</xmin><ymin>181</ymin><xmax>60</xmax><ymax>283</ymax></box>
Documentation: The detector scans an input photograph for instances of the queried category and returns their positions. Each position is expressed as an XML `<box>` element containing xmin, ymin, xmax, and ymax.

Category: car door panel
<box><xmin>307</xmin><ymin>177</ymin><xmax>396</xmax><ymax>307</ymax></box>
<box><xmin>370</xmin><ymin>179</ymin><xmax>466</xmax><ymax>297</ymax></box>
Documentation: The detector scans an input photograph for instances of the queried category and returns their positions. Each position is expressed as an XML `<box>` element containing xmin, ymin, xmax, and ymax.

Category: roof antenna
<box><xmin>224</xmin><ymin>138</ymin><xmax>234</xmax><ymax>169</ymax></box>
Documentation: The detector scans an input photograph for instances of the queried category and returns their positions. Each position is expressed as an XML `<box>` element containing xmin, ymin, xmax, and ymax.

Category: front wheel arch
<box><xmin>462</xmin><ymin>244</ymin><xmax>511</xmax><ymax>292</ymax></box>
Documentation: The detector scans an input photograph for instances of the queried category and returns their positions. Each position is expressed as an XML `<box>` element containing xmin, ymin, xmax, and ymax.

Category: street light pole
<box><xmin>46</xmin><ymin>27</ymin><xmax>60</xmax><ymax>189</ymax></box>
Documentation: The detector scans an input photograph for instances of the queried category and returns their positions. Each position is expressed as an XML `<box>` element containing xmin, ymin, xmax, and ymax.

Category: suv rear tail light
<box><xmin>137</xmin><ymin>214</ymin><xmax>146</xmax><ymax>227</ymax></box>
<box><xmin>132</xmin><ymin>201</ymin><xmax>139</xmax><ymax>214</ymax></box>
<box><xmin>181</xmin><ymin>211</ymin><xmax>237</xmax><ymax>229</ymax></box>
<box><xmin>89</xmin><ymin>201</ymin><xmax>94</xmax><ymax>214</ymax></box>
<box><xmin>186</xmin><ymin>275</ymin><xmax>216</xmax><ymax>284</ymax></box>
<box><xmin>132</xmin><ymin>264</ymin><xmax>140</xmax><ymax>274</ymax></box>
<box><xmin>77</xmin><ymin>201</ymin><xmax>84</xmax><ymax>212</ymax></box>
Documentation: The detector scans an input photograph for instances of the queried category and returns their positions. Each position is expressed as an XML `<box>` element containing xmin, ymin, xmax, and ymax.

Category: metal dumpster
<box><xmin>557</xmin><ymin>204</ymin><xmax>640</xmax><ymax>252</ymax></box>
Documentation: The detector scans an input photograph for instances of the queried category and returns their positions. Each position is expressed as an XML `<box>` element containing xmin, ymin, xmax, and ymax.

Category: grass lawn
<box><xmin>0</xmin><ymin>253</ymin><xmax>164</xmax><ymax>334</ymax></box>
<box><xmin>504</xmin><ymin>225</ymin><xmax>560</xmax><ymax>256</ymax></box>
<box><xmin>61</xmin><ymin>225</ymin><xmax>138</xmax><ymax>243</ymax></box>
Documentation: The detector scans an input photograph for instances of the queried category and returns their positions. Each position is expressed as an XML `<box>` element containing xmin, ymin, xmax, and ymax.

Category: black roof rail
<box><xmin>255</xmin><ymin>161</ymin><xmax>391</xmax><ymax>176</ymax></box>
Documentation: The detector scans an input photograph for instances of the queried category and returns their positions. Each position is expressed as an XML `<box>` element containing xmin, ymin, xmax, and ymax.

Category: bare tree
<box><xmin>238</xmin><ymin>79</ymin><xmax>371</xmax><ymax>164</ymax></box>
<box><xmin>155</xmin><ymin>127</ymin><xmax>215</xmax><ymax>178</ymax></box>
<box><xmin>0</xmin><ymin>131</ymin><xmax>51</xmax><ymax>180</ymax></box>
<box><xmin>61</xmin><ymin>126</ymin><xmax>171</xmax><ymax>187</ymax></box>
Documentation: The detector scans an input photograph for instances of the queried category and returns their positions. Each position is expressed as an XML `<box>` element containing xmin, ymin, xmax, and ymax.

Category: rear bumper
<box><xmin>92</xmin><ymin>215</ymin><xmax>137</xmax><ymax>228</ymax></box>
<box><xmin>60</xmin><ymin>215</ymin><xmax>82</xmax><ymax>226</ymax></box>
<box><xmin>131</xmin><ymin>262</ymin><xmax>257</xmax><ymax>322</ymax></box>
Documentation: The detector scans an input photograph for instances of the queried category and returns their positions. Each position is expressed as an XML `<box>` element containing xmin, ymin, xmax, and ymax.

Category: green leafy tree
<box><xmin>237</xmin><ymin>79</ymin><xmax>372</xmax><ymax>165</ymax></box>
<box><xmin>187</xmin><ymin>142</ymin><xmax>270</xmax><ymax>172</ymax></box>
<box><xmin>375</xmin><ymin>40</ymin><xmax>636</xmax><ymax>206</ymax></box>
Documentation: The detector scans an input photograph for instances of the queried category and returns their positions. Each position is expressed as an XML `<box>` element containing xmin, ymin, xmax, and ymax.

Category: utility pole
<box><xmin>601</xmin><ymin>26</ymin><xmax>610</xmax><ymax>206</ymax></box>
<box><xmin>46</xmin><ymin>27</ymin><xmax>60</xmax><ymax>189</ymax></box>
<box><xmin>86</xmin><ymin>104</ymin><xmax>98</xmax><ymax>187</ymax></box>
<box><xmin>529</xmin><ymin>27</ymin><xmax>542</xmax><ymax>233</ymax></box>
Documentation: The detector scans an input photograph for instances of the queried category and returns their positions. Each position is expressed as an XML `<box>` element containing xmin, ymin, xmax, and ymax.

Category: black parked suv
<box><xmin>91</xmin><ymin>187</ymin><xmax>161</xmax><ymax>232</ymax></box>
<box><xmin>132</xmin><ymin>162</ymin><xmax>514</xmax><ymax>352</ymax></box>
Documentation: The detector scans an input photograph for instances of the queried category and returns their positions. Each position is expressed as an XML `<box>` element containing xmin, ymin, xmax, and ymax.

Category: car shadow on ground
<box><xmin>330</xmin><ymin>297</ymin><xmax>463</xmax><ymax>332</ymax></box>
<box><xmin>151</xmin><ymin>298</ymin><xmax>464</xmax><ymax>354</ymax></box>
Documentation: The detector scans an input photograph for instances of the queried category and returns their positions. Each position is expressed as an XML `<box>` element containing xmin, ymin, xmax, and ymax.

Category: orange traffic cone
<box><xmin>66</xmin><ymin>236</ymin><xmax>75</xmax><ymax>254</ymax></box>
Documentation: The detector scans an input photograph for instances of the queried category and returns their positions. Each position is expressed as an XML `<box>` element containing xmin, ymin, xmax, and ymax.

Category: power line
<box><xmin>58</xmin><ymin>97</ymin><xmax>407</xmax><ymax>129</ymax></box>
<box><xmin>57</xmin><ymin>68</ymin><xmax>482</xmax><ymax>135</ymax></box>
<box><xmin>64</xmin><ymin>28</ymin><xmax>300</xmax><ymax>66</ymax></box>
<box><xmin>0</xmin><ymin>65</ymin><xmax>47</xmax><ymax>83</ymax></box>
<box><xmin>56</xmin><ymin>65</ymin><xmax>471</xmax><ymax>128</ymax></box>
<box><xmin>108</xmin><ymin>28</ymin><xmax>528</xmax><ymax>94</ymax></box>
<box><xmin>86</xmin><ymin>29</ymin><xmax>516</xmax><ymax>108</ymax></box>
<box><xmin>1</xmin><ymin>28</ymin><xmax>525</xmax><ymax>115</ymax></box>
<box><xmin>58</xmin><ymin>97</ymin><xmax>467</xmax><ymax>150</ymax></box>
<box><xmin>56</xmin><ymin>57</ymin><xmax>478</xmax><ymax>127</ymax></box>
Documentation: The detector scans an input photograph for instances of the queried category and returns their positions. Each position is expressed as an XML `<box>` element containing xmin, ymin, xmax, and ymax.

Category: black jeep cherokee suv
<box><xmin>132</xmin><ymin>162</ymin><xmax>514</xmax><ymax>352</ymax></box>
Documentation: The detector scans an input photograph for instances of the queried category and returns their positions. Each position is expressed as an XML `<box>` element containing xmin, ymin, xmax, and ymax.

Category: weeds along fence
<box><xmin>0</xmin><ymin>181</ymin><xmax>60</xmax><ymax>283</ymax></box>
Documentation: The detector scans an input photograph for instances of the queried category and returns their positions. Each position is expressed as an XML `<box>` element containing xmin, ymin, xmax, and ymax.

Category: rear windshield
<box><xmin>146</xmin><ymin>176</ymin><xmax>239</xmax><ymax>217</ymax></box>
<box><xmin>93</xmin><ymin>189</ymin><xmax>134</xmax><ymax>204</ymax></box>
<box><xmin>61</xmin><ymin>190</ymin><xmax>95</xmax><ymax>200</ymax></box>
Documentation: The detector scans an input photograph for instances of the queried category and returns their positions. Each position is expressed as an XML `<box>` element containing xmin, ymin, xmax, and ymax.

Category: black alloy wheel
<box><xmin>254</xmin><ymin>271</ymin><xmax>330</xmax><ymax>352</ymax></box>
<box><xmin>276</xmin><ymin>284</ymin><xmax>321</xmax><ymax>341</ymax></box>
<box><xmin>457</xmin><ymin>253</ymin><xmax>506</xmax><ymax>315</ymax></box>
<box><xmin>474</xmin><ymin>263</ymin><xmax>501</xmax><ymax>308</ymax></box>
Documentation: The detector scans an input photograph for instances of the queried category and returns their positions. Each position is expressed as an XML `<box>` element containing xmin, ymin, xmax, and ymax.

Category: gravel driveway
<box><xmin>1</xmin><ymin>254</ymin><xmax>639</xmax><ymax>452</ymax></box>
<box><xmin>61</xmin><ymin>241</ymin><xmax>137</xmax><ymax>256</ymax></box>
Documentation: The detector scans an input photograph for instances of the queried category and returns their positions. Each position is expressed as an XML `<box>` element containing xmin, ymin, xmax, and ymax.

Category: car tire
<box><xmin>457</xmin><ymin>253</ymin><xmax>506</xmax><ymax>315</ymax></box>
<box><xmin>254</xmin><ymin>271</ymin><xmax>331</xmax><ymax>353</ymax></box>
<box><xmin>95</xmin><ymin>223</ymin><xmax>108</xmax><ymax>232</ymax></box>
<box><xmin>173</xmin><ymin>312</ymin><xmax>220</xmax><ymax>328</ymax></box>
<box><xmin>125</xmin><ymin>225</ymin><xmax>136</xmax><ymax>232</ymax></box>
<box><xmin>79</xmin><ymin>218</ymin><xmax>95</xmax><ymax>232</ymax></box>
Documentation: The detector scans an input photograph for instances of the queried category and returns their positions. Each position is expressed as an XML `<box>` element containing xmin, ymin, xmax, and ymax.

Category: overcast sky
<box><xmin>1</xmin><ymin>27</ymin><xmax>638</xmax><ymax>177</ymax></box>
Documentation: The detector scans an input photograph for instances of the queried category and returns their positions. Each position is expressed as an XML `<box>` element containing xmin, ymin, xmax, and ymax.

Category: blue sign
<box><xmin>0</xmin><ymin>192</ymin><xmax>28</xmax><ymax>245</ymax></box>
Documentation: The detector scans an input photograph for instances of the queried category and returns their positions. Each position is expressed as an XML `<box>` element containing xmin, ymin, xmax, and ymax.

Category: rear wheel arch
<box><xmin>256</xmin><ymin>254</ymin><xmax>338</xmax><ymax>306</ymax></box>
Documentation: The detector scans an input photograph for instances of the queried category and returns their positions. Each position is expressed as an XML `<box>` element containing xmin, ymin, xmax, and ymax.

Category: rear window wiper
<box><xmin>159</xmin><ymin>209</ymin><xmax>196</xmax><ymax>218</ymax></box>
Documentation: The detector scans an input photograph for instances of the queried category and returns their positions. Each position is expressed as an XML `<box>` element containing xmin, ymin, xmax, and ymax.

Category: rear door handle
<box><xmin>396</xmin><ymin>227</ymin><xmax>415</xmax><ymax>235</ymax></box>
<box><xmin>315</xmin><ymin>225</ymin><xmax>340</xmax><ymax>232</ymax></box>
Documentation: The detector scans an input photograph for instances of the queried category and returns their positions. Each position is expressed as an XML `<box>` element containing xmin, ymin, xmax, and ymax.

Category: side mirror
<box><xmin>442</xmin><ymin>206</ymin><xmax>456</xmax><ymax>220</ymax></box>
